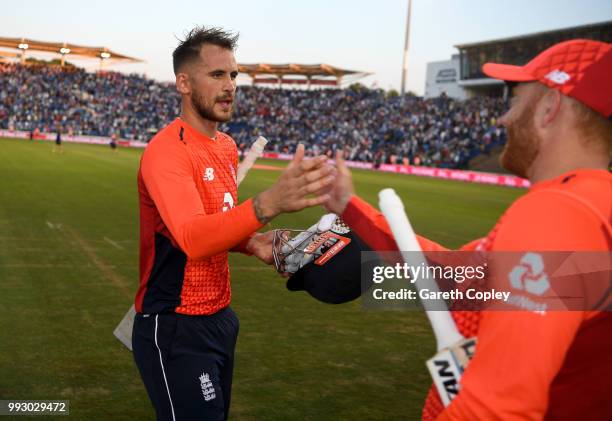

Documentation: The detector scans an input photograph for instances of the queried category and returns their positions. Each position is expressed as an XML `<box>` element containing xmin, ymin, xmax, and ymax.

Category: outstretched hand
<box><xmin>254</xmin><ymin>144</ymin><xmax>335</xmax><ymax>222</ymax></box>
<box><xmin>324</xmin><ymin>150</ymin><xmax>354</xmax><ymax>215</ymax></box>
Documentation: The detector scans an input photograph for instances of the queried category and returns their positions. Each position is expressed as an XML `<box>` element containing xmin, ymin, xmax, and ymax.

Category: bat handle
<box><xmin>237</xmin><ymin>136</ymin><xmax>269</xmax><ymax>186</ymax></box>
<box><xmin>379</xmin><ymin>188</ymin><xmax>464</xmax><ymax>350</ymax></box>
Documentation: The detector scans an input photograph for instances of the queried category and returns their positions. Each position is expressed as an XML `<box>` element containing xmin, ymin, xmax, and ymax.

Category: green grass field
<box><xmin>0</xmin><ymin>138</ymin><xmax>524</xmax><ymax>420</ymax></box>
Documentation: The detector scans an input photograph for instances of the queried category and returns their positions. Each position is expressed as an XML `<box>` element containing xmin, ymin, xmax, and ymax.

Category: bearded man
<box><xmin>132</xmin><ymin>26</ymin><xmax>334</xmax><ymax>421</ymax></box>
<box><xmin>324</xmin><ymin>39</ymin><xmax>612</xmax><ymax>420</ymax></box>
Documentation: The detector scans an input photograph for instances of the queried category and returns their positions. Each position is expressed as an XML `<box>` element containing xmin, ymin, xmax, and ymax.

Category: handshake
<box><xmin>240</xmin><ymin>142</ymin><xmax>369</xmax><ymax>305</ymax></box>
<box><xmin>248</xmin><ymin>143</ymin><xmax>353</xmax><ymax>224</ymax></box>
<box><xmin>244</xmin><ymin>143</ymin><xmax>357</xmax><ymax>271</ymax></box>
<box><xmin>114</xmin><ymin>143</ymin><xmax>361</xmax><ymax>351</ymax></box>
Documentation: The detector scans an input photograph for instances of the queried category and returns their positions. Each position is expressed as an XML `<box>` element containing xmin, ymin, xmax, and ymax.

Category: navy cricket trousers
<box><xmin>133</xmin><ymin>307</ymin><xmax>239</xmax><ymax>421</ymax></box>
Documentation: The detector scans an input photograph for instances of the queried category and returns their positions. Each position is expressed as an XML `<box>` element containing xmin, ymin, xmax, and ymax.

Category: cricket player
<box><xmin>52</xmin><ymin>126</ymin><xmax>63</xmax><ymax>154</ymax></box>
<box><xmin>324</xmin><ymin>39</ymin><xmax>611</xmax><ymax>419</ymax></box>
<box><xmin>133</xmin><ymin>26</ymin><xmax>334</xmax><ymax>421</ymax></box>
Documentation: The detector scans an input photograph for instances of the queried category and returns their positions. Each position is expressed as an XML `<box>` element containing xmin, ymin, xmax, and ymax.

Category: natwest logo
<box><xmin>508</xmin><ymin>253</ymin><xmax>550</xmax><ymax>296</ymax></box>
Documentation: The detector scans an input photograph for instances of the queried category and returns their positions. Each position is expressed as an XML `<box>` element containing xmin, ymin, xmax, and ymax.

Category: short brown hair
<box><xmin>172</xmin><ymin>26</ymin><xmax>239</xmax><ymax>75</ymax></box>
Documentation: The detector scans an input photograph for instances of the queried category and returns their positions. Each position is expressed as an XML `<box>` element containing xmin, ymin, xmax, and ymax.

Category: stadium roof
<box><xmin>0</xmin><ymin>36</ymin><xmax>142</xmax><ymax>62</ymax></box>
<box><xmin>238</xmin><ymin>63</ymin><xmax>371</xmax><ymax>86</ymax></box>
<box><xmin>454</xmin><ymin>20</ymin><xmax>611</xmax><ymax>49</ymax></box>
<box><xmin>453</xmin><ymin>20</ymin><xmax>611</xmax><ymax>84</ymax></box>
<box><xmin>0</xmin><ymin>50</ymin><xmax>20</xmax><ymax>58</ymax></box>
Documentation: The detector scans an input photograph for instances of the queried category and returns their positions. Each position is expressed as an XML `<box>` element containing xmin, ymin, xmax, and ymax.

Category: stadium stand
<box><xmin>0</xmin><ymin>62</ymin><xmax>506</xmax><ymax>169</ymax></box>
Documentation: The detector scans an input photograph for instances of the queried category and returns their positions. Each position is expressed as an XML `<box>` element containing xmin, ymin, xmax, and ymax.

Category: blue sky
<box><xmin>3</xmin><ymin>0</ymin><xmax>611</xmax><ymax>94</ymax></box>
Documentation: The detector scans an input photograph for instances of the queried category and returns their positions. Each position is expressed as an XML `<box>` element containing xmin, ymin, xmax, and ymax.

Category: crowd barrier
<box><xmin>0</xmin><ymin>129</ymin><xmax>147</xmax><ymax>148</ymax></box>
<box><xmin>261</xmin><ymin>152</ymin><xmax>529</xmax><ymax>188</ymax></box>
<box><xmin>1</xmin><ymin>130</ymin><xmax>528</xmax><ymax>188</ymax></box>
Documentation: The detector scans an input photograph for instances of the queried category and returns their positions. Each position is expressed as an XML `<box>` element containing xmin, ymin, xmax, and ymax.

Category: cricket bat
<box><xmin>378</xmin><ymin>188</ymin><xmax>477</xmax><ymax>406</ymax></box>
<box><xmin>113</xmin><ymin>136</ymin><xmax>270</xmax><ymax>351</ymax></box>
<box><xmin>113</xmin><ymin>303</ymin><xmax>136</xmax><ymax>351</ymax></box>
<box><xmin>237</xmin><ymin>136</ymin><xmax>268</xmax><ymax>185</ymax></box>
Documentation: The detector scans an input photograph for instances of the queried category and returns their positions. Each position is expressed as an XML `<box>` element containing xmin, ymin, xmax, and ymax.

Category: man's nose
<box><xmin>222</xmin><ymin>76</ymin><xmax>236</xmax><ymax>93</ymax></box>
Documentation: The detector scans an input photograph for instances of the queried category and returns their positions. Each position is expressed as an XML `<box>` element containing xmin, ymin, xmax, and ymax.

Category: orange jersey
<box><xmin>136</xmin><ymin>118</ymin><xmax>262</xmax><ymax>315</ymax></box>
<box><xmin>341</xmin><ymin>169</ymin><xmax>612</xmax><ymax>420</ymax></box>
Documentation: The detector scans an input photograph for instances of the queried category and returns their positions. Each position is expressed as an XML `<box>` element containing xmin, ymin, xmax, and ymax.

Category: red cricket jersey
<box><xmin>342</xmin><ymin>169</ymin><xmax>612</xmax><ymax>420</ymax></box>
<box><xmin>136</xmin><ymin>118</ymin><xmax>262</xmax><ymax>315</ymax></box>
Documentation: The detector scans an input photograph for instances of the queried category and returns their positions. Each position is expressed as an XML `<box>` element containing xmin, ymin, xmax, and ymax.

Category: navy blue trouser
<box><xmin>133</xmin><ymin>307</ymin><xmax>239</xmax><ymax>421</ymax></box>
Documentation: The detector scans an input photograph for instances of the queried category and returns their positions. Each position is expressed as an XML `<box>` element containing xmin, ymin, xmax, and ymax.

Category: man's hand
<box><xmin>253</xmin><ymin>144</ymin><xmax>335</xmax><ymax>223</ymax></box>
<box><xmin>245</xmin><ymin>231</ymin><xmax>275</xmax><ymax>264</ymax></box>
<box><xmin>324</xmin><ymin>150</ymin><xmax>354</xmax><ymax>215</ymax></box>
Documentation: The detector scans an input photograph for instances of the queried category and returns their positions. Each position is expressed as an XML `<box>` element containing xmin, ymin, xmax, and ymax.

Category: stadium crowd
<box><xmin>0</xmin><ymin>63</ymin><xmax>506</xmax><ymax>168</ymax></box>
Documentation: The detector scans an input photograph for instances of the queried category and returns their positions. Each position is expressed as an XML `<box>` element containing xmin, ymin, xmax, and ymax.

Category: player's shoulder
<box><xmin>494</xmin><ymin>169</ymin><xmax>611</xmax><ymax>250</ymax></box>
<box><xmin>147</xmin><ymin>119</ymin><xmax>184</xmax><ymax>147</ymax></box>
<box><xmin>140</xmin><ymin>119</ymin><xmax>191</xmax><ymax>171</ymax></box>
<box><xmin>515</xmin><ymin>169</ymin><xmax>611</xmax><ymax>221</ymax></box>
<box><xmin>539</xmin><ymin>168</ymin><xmax>611</xmax><ymax>196</ymax></box>
<box><xmin>143</xmin><ymin>119</ymin><xmax>186</xmax><ymax>156</ymax></box>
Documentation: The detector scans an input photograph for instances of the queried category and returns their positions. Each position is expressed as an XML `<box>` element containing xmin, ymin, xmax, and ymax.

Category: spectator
<box><xmin>0</xmin><ymin>62</ymin><xmax>507</xmax><ymax>169</ymax></box>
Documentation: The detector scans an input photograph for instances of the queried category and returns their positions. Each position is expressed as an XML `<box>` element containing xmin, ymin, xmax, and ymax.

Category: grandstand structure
<box><xmin>425</xmin><ymin>20</ymin><xmax>612</xmax><ymax>99</ymax></box>
<box><xmin>0</xmin><ymin>36</ymin><xmax>142</xmax><ymax>67</ymax></box>
<box><xmin>238</xmin><ymin>63</ymin><xmax>371</xmax><ymax>88</ymax></box>
<box><xmin>0</xmin><ymin>35</ymin><xmax>368</xmax><ymax>88</ymax></box>
<box><xmin>0</xmin><ymin>34</ymin><xmax>503</xmax><ymax>171</ymax></box>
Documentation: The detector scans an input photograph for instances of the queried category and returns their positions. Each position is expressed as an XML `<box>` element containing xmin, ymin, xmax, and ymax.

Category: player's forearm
<box><xmin>341</xmin><ymin>195</ymin><xmax>398</xmax><ymax>250</ymax></box>
<box><xmin>176</xmin><ymin>199</ymin><xmax>263</xmax><ymax>260</ymax></box>
<box><xmin>342</xmin><ymin>195</ymin><xmax>448</xmax><ymax>252</ymax></box>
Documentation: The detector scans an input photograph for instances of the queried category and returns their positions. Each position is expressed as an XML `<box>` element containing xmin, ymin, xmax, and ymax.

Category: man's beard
<box><xmin>500</xmin><ymin>102</ymin><xmax>541</xmax><ymax>179</ymax></box>
<box><xmin>190</xmin><ymin>90</ymin><xmax>232</xmax><ymax>123</ymax></box>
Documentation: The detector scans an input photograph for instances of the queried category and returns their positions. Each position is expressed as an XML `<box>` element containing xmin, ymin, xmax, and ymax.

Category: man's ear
<box><xmin>176</xmin><ymin>72</ymin><xmax>191</xmax><ymax>95</ymax></box>
<box><xmin>536</xmin><ymin>88</ymin><xmax>562</xmax><ymax>128</ymax></box>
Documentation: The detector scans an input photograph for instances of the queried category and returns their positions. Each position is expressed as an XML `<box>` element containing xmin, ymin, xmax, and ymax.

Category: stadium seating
<box><xmin>0</xmin><ymin>63</ymin><xmax>507</xmax><ymax>169</ymax></box>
